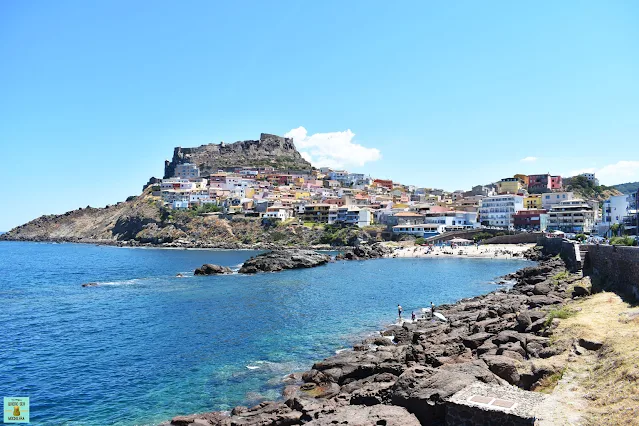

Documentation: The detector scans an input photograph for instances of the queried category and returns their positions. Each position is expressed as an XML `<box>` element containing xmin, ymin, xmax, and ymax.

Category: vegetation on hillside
<box><xmin>565</xmin><ymin>175</ymin><xmax>619</xmax><ymax>200</ymax></box>
<box><xmin>612</xmin><ymin>181</ymin><xmax>639</xmax><ymax>195</ymax></box>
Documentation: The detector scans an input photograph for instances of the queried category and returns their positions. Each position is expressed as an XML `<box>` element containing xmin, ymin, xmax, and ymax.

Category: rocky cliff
<box><xmin>0</xmin><ymin>189</ymin><xmax>373</xmax><ymax>248</ymax></box>
<box><xmin>164</xmin><ymin>133</ymin><xmax>311</xmax><ymax>178</ymax></box>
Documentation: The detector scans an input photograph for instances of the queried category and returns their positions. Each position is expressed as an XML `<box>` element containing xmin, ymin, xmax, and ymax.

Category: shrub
<box><xmin>545</xmin><ymin>306</ymin><xmax>576</xmax><ymax>326</ymax></box>
<box><xmin>552</xmin><ymin>271</ymin><xmax>570</xmax><ymax>285</ymax></box>
<box><xmin>472</xmin><ymin>232</ymin><xmax>493</xmax><ymax>242</ymax></box>
<box><xmin>415</xmin><ymin>237</ymin><xmax>426</xmax><ymax>245</ymax></box>
<box><xmin>610</xmin><ymin>236</ymin><xmax>637</xmax><ymax>246</ymax></box>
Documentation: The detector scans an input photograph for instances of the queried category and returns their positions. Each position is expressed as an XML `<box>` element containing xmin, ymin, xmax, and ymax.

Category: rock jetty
<box><xmin>170</xmin><ymin>253</ymin><xmax>586</xmax><ymax>425</ymax></box>
<box><xmin>238</xmin><ymin>250</ymin><xmax>331</xmax><ymax>274</ymax></box>
<box><xmin>194</xmin><ymin>264</ymin><xmax>233</xmax><ymax>275</ymax></box>
<box><xmin>335</xmin><ymin>242</ymin><xmax>392</xmax><ymax>260</ymax></box>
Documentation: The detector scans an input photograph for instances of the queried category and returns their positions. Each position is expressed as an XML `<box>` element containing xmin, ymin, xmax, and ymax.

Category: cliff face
<box><xmin>0</xmin><ymin>189</ymin><xmax>371</xmax><ymax>247</ymax></box>
<box><xmin>1</xmin><ymin>189</ymin><xmax>163</xmax><ymax>243</ymax></box>
<box><xmin>164</xmin><ymin>133</ymin><xmax>311</xmax><ymax>178</ymax></box>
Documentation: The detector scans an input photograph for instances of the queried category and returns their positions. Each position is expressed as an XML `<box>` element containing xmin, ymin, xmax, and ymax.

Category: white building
<box><xmin>478</xmin><ymin>195</ymin><xmax>524</xmax><ymax>228</ymax></box>
<box><xmin>161</xmin><ymin>178</ymin><xmax>196</xmax><ymax>191</ymax></box>
<box><xmin>174</xmin><ymin>163</ymin><xmax>200</xmax><ymax>179</ymax></box>
<box><xmin>392</xmin><ymin>224</ymin><xmax>441</xmax><ymax>237</ymax></box>
<box><xmin>579</xmin><ymin>173</ymin><xmax>599</xmax><ymax>186</ymax></box>
<box><xmin>263</xmin><ymin>207</ymin><xmax>293</xmax><ymax>221</ymax></box>
<box><xmin>597</xmin><ymin>195</ymin><xmax>629</xmax><ymax>236</ymax></box>
<box><xmin>328</xmin><ymin>206</ymin><xmax>372</xmax><ymax>227</ymax></box>
<box><xmin>541</xmin><ymin>192</ymin><xmax>574</xmax><ymax>210</ymax></box>
<box><xmin>548</xmin><ymin>199</ymin><xmax>595</xmax><ymax>233</ymax></box>
<box><xmin>423</xmin><ymin>211</ymin><xmax>479</xmax><ymax>232</ymax></box>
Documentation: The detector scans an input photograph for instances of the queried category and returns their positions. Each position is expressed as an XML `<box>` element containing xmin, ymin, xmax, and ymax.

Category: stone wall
<box><xmin>446</xmin><ymin>404</ymin><xmax>536</xmax><ymax>426</ymax></box>
<box><xmin>537</xmin><ymin>237</ymin><xmax>580</xmax><ymax>272</ymax></box>
<box><xmin>483</xmin><ymin>233</ymin><xmax>543</xmax><ymax>245</ymax></box>
<box><xmin>539</xmin><ymin>237</ymin><xmax>563</xmax><ymax>256</ymax></box>
<box><xmin>582</xmin><ymin>245</ymin><xmax>639</xmax><ymax>301</ymax></box>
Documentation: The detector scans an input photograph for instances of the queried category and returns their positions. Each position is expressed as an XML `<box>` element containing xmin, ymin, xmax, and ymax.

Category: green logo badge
<box><xmin>4</xmin><ymin>397</ymin><xmax>29</xmax><ymax>423</ymax></box>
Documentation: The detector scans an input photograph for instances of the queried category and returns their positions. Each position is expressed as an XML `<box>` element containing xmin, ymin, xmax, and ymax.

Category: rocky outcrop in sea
<box><xmin>169</xmin><ymin>253</ymin><xmax>587</xmax><ymax>425</ymax></box>
<box><xmin>194</xmin><ymin>264</ymin><xmax>233</xmax><ymax>275</ymax></box>
<box><xmin>335</xmin><ymin>243</ymin><xmax>392</xmax><ymax>260</ymax></box>
<box><xmin>238</xmin><ymin>250</ymin><xmax>332</xmax><ymax>274</ymax></box>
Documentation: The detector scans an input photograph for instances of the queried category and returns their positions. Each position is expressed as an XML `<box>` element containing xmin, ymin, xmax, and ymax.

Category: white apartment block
<box><xmin>548</xmin><ymin>199</ymin><xmax>595</xmax><ymax>233</ymax></box>
<box><xmin>478</xmin><ymin>195</ymin><xmax>524</xmax><ymax>228</ymax></box>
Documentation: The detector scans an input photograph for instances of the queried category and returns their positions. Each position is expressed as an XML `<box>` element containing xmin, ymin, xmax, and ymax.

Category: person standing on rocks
<box><xmin>430</xmin><ymin>301</ymin><xmax>435</xmax><ymax>319</ymax></box>
<box><xmin>411</xmin><ymin>311</ymin><xmax>416</xmax><ymax>321</ymax></box>
<box><xmin>397</xmin><ymin>304</ymin><xmax>403</xmax><ymax>321</ymax></box>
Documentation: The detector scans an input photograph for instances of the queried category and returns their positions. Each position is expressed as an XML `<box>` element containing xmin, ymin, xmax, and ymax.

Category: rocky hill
<box><xmin>0</xmin><ymin>188</ymin><xmax>374</xmax><ymax>248</ymax></box>
<box><xmin>164</xmin><ymin>133</ymin><xmax>311</xmax><ymax>178</ymax></box>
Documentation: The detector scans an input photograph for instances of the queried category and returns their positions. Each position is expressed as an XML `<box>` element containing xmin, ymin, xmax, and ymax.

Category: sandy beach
<box><xmin>388</xmin><ymin>243</ymin><xmax>535</xmax><ymax>259</ymax></box>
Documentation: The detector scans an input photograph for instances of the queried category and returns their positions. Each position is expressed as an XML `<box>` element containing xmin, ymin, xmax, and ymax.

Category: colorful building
<box><xmin>497</xmin><ymin>177</ymin><xmax>523</xmax><ymax>195</ymax></box>
<box><xmin>512</xmin><ymin>209</ymin><xmax>548</xmax><ymax>231</ymax></box>
<box><xmin>524</xmin><ymin>194</ymin><xmax>542</xmax><ymax>209</ymax></box>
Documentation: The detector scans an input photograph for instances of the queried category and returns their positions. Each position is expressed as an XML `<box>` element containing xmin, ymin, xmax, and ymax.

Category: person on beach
<box><xmin>430</xmin><ymin>301</ymin><xmax>435</xmax><ymax>318</ymax></box>
<box><xmin>397</xmin><ymin>304</ymin><xmax>403</xmax><ymax>320</ymax></box>
<box><xmin>411</xmin><ymin>311</ymin><xmax>416</xmax><ymax>321</ymax></box>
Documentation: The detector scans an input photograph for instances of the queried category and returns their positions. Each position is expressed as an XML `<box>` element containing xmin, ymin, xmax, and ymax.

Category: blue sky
<box><xmin>1</xmin><ymin>0</ymin><xmax>638</xmax><ymax>230</ymax></box>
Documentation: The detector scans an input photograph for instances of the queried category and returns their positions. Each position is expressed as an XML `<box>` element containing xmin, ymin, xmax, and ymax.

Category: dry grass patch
<box><xmin>554</xmin><ymin>292</ymin><xmax>639</xmax><ymax>425</ymax></box>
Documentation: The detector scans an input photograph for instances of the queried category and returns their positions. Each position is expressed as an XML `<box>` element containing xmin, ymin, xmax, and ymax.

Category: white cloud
<box><xmin>568</xmin><ymin>161</ymin><xmax>639</xmax><ymax>185</ymax></box>
<box><xmin>285</xmin><ymin>126</ymin><xmax>381</xmax><ymax>169</ymax></box>
<box><xmin>520</xmin><ymin>156</ymin><xmax>538</xmax><ymax>163</ymax></box>
<box><xmin>596</xmin><ymin>161</ymin><xmax>639</xmax><ymax>185</ymax></box>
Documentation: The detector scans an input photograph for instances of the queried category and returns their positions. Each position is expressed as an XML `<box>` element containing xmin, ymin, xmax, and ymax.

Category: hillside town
<box><xmin>151</xmin><ymin>159</ymin><xmax>639</xmax><ymax>240</ymax></box>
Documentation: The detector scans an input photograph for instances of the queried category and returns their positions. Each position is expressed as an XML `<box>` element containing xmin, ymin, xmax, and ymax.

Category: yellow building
<box><xmin>497</xmin><ymin>177</ymin><xmax>523</xmax><ymax>194</ymax></box>
<box><xmin>514</xmin><ymin>174</ymin><xmax>529</xmax><ymax>187</ymax></box>
<box><xmin>301</xmin><ymin>204</ymin><xmax>332</xmax><ymax>223</ymax></box>
<box><xmin>524</xmin><ymin>194</ymin><xmax>542</xmax><ymax>209</ymax></box>
<box><xmin>294</xmin><ymin>190</ymin><xmax>311</xmax><ymax>199</ymax></box>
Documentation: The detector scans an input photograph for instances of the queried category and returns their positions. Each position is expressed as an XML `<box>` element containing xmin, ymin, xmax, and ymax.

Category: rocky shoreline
<box><xmin>166</xmin><ymin>246</ymin><xmax>590</xmax><ymax>425</ymax></box>
<box><xmin>0</xmin><ymin>235</ymin><xmax>350</xmax><ymax>252</ymax></box>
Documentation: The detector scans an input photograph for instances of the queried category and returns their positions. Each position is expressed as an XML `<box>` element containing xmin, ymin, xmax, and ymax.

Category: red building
<box><xmin>373</xmin><ymin>179</ymin><xmax>393</xmax><ymax>190</ymax></box>
<box><xmin>513</xmin><ymin>209</ymin><xmax>548</xmax><ymax>231</ymax></box>
<box><xmin>550</xmin><ymin>175</ymin><xmax>563</xmax><ymax>190</ymax></box>
<box><xmin>528</xmin><ymin>174</ymin><xmax>562</xmax><ymax>192</ymax></box>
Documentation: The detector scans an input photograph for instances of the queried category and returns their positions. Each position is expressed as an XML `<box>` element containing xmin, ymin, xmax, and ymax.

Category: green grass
<box><xmin>552</xmin><ymin>270</ymin><xmax>570</xmax><ymax>285</ymax></box>
<box><xmin>533</xmin><ymin>370</ymin><xmax>565</xmax><ymax>394</ymax></box>
<box><xmin>545</xmin><ymin>306</ymin><xmax>577</xmax><ymax>326</ymax></box>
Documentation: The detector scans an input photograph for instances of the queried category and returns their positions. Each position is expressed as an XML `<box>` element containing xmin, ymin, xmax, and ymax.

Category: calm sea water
<box><xmin>0</xmin><ymin>242</ymin><xmax>530</xmax><ymax>425</ymax></box>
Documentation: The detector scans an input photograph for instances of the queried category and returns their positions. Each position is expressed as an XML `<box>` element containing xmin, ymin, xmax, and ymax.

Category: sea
<box><xmin>0</xmin><ymin>241</ymin><xmax>531</xmax><ymax>425</ymax></box>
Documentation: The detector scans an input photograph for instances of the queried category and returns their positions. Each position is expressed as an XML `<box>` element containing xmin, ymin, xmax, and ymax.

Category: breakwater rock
<box><xmin>335</xmin><ymin>243</ymin><xmax>392</xmax><ymax>261</ymax></box>
<box><xmin>239</xmin><ymin>250</ymin><xmax>331</xmax><ymax>274</ymax></box>
<box><xmin>171</xmin><ymin>256</ymin><xmax>582</xmax><ymax>425</ymax></box>
<box><xmin>194</xmin><ymin>264</ymin><xmax>233</xmax><ymax>275</ymax></box>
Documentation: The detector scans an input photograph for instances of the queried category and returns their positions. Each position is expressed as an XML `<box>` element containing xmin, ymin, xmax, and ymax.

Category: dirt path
<box><xmin>535</xmin><ymin>292</ymin><xmax>639</xmax><ymax>425</ymax></box>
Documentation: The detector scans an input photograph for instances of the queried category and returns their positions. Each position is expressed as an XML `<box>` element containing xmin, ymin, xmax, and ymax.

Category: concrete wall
<box><xmin>582</xmin><ymin>245</ymin><xmax>639</xmax><ymax>301</ymax></box>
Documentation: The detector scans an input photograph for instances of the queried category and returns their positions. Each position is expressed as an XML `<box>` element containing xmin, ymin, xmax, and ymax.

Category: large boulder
<box><xmin>462</xmin><ymin>332</ymin><xmax>493</xmax><ymax>349</ymax></box>
<box><xmin>239</xmin><ymin>250</ymin><xmax>331</xmax><ymax>274</ymax></box>
<box><xmin>390</xmin><ymin>366</ymin><xmax>478</xmax><ymax>424</ymax></box>
<box><xmin>194</xmin><ymin>264</ymin><xmax>232</xmax><ymax>275</ymax></box>
<box><xmin>481</xmin><ymin>355</ymin><xmax>520</xmax><ymax>385</ymax></box>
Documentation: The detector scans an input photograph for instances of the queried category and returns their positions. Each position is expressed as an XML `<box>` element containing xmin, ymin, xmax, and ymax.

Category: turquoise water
<box><xmin>0</xmin><ymin>242</ymin><xmax>530</xmax><ymax>425</ymax></box>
